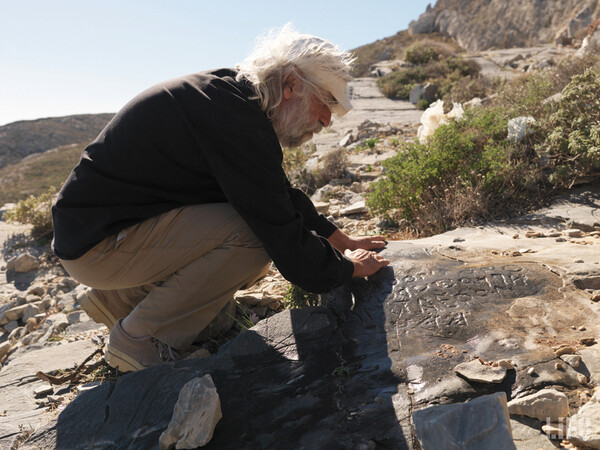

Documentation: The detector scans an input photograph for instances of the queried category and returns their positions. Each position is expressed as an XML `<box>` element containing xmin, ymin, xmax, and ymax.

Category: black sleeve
<box><xmin>201</xmin><ymin>126</ymin><xmax>353</xmax><ymax>293</ymax></box>
<box><xmin>285</xmin><ymin>179</ymin><xmax>337</xmax><ymax>238</ymax></box>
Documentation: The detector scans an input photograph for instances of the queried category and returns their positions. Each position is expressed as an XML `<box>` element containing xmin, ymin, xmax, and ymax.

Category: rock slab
<box><xmin>413</xmin><ymin>392</ymin><xmax>515</xmax><ymax>450</ymax></box>
<box><xmin>507</xmin><ymin>389</ymin><xmax>569</xmax><ymax>422</ymax></box>
<box><xmin>454</xmin><ymin>359</ymin><xmax>507</xmax><ymax>384</ymax></box>
<box><xmin>159</xmin><ymin>374</ymin><xmax>222</xmax><ymax>450</ymax></box>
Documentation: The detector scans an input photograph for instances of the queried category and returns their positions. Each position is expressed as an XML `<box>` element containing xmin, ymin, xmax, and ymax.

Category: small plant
<box><xmin>332</xmin><ymin>366</ymin><xmax>350</xmax><ymax>377</ymax></box>
<box><xmin>365</xmin><ymin>138</ymin><xmax>380</xmax><ymax>149</ymax></box>
<box><xmin>4</xmin><ymin>187</ymin><xmax>56</xmax><ymax>241</ymax></box>
<box><xmin>284</xmin><ymin>284</ymin><xmax>320</xmax><ymax>308</ymax></box>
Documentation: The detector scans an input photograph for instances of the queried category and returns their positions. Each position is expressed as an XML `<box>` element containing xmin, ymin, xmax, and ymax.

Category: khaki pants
<box><xmin>60</xmin><ymin>204</ymin><xmax>271</xmax><ymax>350</ymax></box>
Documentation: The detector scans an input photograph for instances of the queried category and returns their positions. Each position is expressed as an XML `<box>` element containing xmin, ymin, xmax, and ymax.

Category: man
<box><xmin>52</xmin><ymin>25</ymin><xmax>390</xmax><ymax>373</ymax></box>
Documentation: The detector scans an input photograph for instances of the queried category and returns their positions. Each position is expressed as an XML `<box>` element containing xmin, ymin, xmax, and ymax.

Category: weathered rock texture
<box><xmin>409</xmin><ymin>0</ymin><xmax>600</xmax><ymax>51</ymax></box>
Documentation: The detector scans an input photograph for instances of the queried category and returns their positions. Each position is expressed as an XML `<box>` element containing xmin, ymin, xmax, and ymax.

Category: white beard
<box><xmin>272</xmin><ymin>95</ymin><xmax>322</xmax><ymax>148</ymax></box>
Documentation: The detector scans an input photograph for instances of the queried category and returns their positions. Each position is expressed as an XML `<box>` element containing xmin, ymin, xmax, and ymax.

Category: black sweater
<box><xmin>52</xmin><ymin>68</ymin><xmax>354</xmax><ymax>293</ymax></box>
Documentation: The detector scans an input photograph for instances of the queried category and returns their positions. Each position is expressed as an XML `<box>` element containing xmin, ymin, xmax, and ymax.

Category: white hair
<box><xmin>236</xmin><ymin>24</ymin><xmax>355</xmax><ymax>119</ymax></box>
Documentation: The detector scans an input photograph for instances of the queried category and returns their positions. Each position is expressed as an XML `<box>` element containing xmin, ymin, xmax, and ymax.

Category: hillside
<box><xmin>0</xmin><ymin>113</ymin><xmax>112</xmax><ymax>169</ymax></box>
<box><xmin>0</xmin><ymin>142</ymin><xmax>84</xmax><ymax>205</ymax></box>
<box><xmin>409</xmin><ymin>0</ymin><xmax>600</xmax><ymax>51</ymax></box>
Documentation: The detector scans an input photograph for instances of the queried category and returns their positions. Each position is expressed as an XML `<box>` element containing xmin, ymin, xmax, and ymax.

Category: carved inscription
<box><xmin>387</xmin><ymin>266</ymin><xmax>537</xmax><ymax>332</ymax></box>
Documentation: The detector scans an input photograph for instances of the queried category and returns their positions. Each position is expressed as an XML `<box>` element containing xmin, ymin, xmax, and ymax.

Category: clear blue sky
<box><xmin>0</xmin><ymin>0</ymin><xmax>431</xmax><ymax>126</ymax></box>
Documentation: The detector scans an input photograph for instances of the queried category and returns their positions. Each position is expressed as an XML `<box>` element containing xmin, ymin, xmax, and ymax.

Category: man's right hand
<box><xmin>344</xmin><ymin>248</ymin><xmax>390</xmax><ymax>278</ymax></box>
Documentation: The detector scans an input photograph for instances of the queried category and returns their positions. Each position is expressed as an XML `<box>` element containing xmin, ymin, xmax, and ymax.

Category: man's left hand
<box><xmin>328</xmin><ymin>229</ymin><xmax>387</xmax><ymax>253</ymax></box>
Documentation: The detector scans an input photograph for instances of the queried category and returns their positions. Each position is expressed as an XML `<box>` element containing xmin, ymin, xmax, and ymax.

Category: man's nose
<box><xmin>319</xmin><ymin>104</ymin><xmax>332</xmax><ymax>128</ymax></box>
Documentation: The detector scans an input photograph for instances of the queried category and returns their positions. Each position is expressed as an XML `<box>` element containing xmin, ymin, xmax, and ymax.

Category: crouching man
<box><xmin>52</xmin><ymin>25</ymin><xmax>390</xmax><ymax>372</ymax></box>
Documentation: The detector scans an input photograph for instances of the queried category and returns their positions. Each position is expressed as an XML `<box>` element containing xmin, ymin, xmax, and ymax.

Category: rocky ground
<box><xmin>1</xmin><ymin>66</ymin><xmax>600</xmax><ymax>448</ymax></box>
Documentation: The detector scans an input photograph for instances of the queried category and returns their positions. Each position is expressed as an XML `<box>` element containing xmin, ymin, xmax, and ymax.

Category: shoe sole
<box><xmin>77</xmin><ymin>290</ymin><xmax>117</xmax><ymax>329</ymax></box>
<box><xmin>104</xmin><ymin>344</ymin><xmax>144</xmax><ymax>373</ymax></box>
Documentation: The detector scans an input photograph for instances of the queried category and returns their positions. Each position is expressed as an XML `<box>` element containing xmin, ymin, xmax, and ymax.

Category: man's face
<box><xmin>272</xmin><ymin>90</ymin><xmax>332</xmax><ymax>148</ymax></box>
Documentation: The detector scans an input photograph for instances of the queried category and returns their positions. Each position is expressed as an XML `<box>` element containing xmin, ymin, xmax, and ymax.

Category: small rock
<box><xmin>554</xmin><ymin>346</ymin><xmax>577</xmax><ymax>357</ymax></box>
<box><xmin>555</xmin><ymin>237</ymin><xmax>567</xmax><ymax>242</ymax></box>
<box><xmin>591</xmin><ymin>293</ymin><xmax>600</xmax><ymax>302</ymax></box>
<box><xmin>34</xmin><ymin>385</ymin><xmax>53</xmax><ymax>397</ymax></box>
<box><xmin>340</xmin><ymin>201</ymin><xmax>367</xmax><ymax>216</ymax></box>
<box><xmin>25</xmin><ymin>317</ymin><xmax>37</xmax><ymax>333</ymax></box>
<box><xmin>560</xmin><ymin>354</ymin><xmax>581</xmax><ymax>368</ymax></box>
<box><xmin>3</xmin><ymin>304</ymin><xmax>28</xmax><ymax>322</ymax></box>
<box><xmin>67</xmin><ymin>311</ymin><xmax>86</xmax><ymax>325</ymax></box>
<box><xmin>577</xmin><ymin>373</ymin><xmax>588</xmax><ymax>385</ymax></box>
<box><xmin>27</xmin><ymin>285</ymin><xmax>45</xmax><ymax>297</ymax></box>
<box><xmin>512</xmin><ymin>234</ymin><xmax>519</xmax><ymax>239</ymax></box>
<box><xmin>578</xmin><ymin>326</ymin><xmax>586</xmax><ymax>331</ymax></box>
<box><xmin>312</xmin><ymin>201</ymin><xmax>329</xmax><ymax>214</ymax></box>
<box><xmin>3</xmin><ymin>320</ymin><xmax>19</xmax><ymax>333</ymax></box>
<box><xmin>8</xmin><ymin>326</ymin><xmax>25</xmax><ymax>341</ymax></box>
<box><xmin>454</xmin><ymin>359</ymin><xmax>507</xmax><ymax>383</ymax></box>
<box><xmin>555</xmin><ymin>362</ymin><xmax>564</xmax><ymax>370</ymax></box>
<box><xmin>507</xmin><ymin>389</ymin><xmax>569</xmax><ymax>421</ymax></box>
<box><xmin>527</xmin><ymin>367</ymin><xmax>536</xmax><ymax>376</ymax></box>
<box><xmin>574</xmin><ymin>259</ymin><xmax>584</xmax><ymax>263</ymax></box>
<box><xmin>579</xmin><ymin>337</ymin><xmax>596</xmax><ymax>346</ymax></box>
<box><xmin>0</xmin><ymin>341</ymin><xmax>11</xmax><ymax>359</ymax></box>
<box><xmin>497</xmin><ymin>359</ymin><xmax>514</xmax><ymax>369</ymax></box>
<box><xmin>159</xmin><ymin>374</ymin><xmax>222</xmax><ymax>450</ymax></box>
<box><xmin>6</xmin><ymin>253</ymin><xmax>39</xmax><ymax>273</ymax></box>
<box><xmin>564</xmin><ymin>229</ymin><xmax>583</xmax><ymax>238</ymax></box>
<box><xmin>525</xmin><ymin>230</ymin><xmax>543</xmax><ymax>238</ymax></box>
<box><xmin>542</xmin><ymin>423</ymin><xmax>567</xmax><ymax>439</ymax></box>
<box><xmin>25</xmin><ymin>294</ymin><xmax>42</xmax><ymax>304</ymax></box>
<box><xmin>452</xmin><ymin>237</ymin><xmax>465</xmax><ymax>243</ymax></box>
<box><xmin>75</xmin><ymin>382</ymin><xmax>101</xmax><ymax>395</ymax></box>
<box><xmin>22</xmin><ymin>304</ymin><xmax>40</xmax><ymax>322</ymax></box>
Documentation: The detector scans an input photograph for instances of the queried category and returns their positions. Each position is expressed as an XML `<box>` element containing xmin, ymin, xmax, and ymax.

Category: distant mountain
<box><xmin>0</xmin><ymin>113</ymin><xmax>113</xmax><ymax>169</ymax></box>
<box><xmin>409</xmin><ymin>0</ymin><xmax>600</xmax><ymax>52</ymax></box>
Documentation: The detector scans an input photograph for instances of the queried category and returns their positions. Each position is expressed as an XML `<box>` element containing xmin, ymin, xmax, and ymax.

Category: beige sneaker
<box><xmin>105</xmin><ymin>319</ymin><xmax>181</xmax><ymax>373</ymax></box>
<box><xmin>77</xmin><ymin>288</ymin><xmax>133</xmax><ymax>330</ymax></box>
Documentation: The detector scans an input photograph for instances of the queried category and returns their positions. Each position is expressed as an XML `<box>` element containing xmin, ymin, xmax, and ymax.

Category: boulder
<box><xmin>413</xmin><ymin>392</ymin><xmax>515</xmax><ymax>450</ymax></box>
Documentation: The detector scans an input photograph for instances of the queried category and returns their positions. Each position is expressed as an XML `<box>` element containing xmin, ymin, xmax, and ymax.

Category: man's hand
<box><xmin>345</xmin><ymin>248</ymin><xmax>390</xmax><ymax>278</ymax></box>
<box><xmin>328</xmin><ymin>229</ymin><xmax>387</xmax><ymax>253</ymax></box>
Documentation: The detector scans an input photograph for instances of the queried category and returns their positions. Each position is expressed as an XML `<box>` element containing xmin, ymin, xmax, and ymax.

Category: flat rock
<box><xmin>507</xmin><ymin>389</ymin><xmax>569</xmax><ymax>422</ymax></box>
<box><xmin>454</xmin><ymin>359</ymin><xmax>507</xmax><ymax>384</ymax></box>
<box><xmin>413</xmin><ymin>392</ymin><xmax>515</xmax><ymax>450</ymax></box>
<box><xmin>0</xmin><ymin>340</ymin><xmax>97</xmax><ymax>436</ymax></box>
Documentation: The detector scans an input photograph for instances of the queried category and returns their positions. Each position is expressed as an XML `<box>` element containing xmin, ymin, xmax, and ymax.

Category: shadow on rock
<box><xmin>22</xmin><ymin>267</ymin><xmax>407</xmax><ymax>449</ymax></box>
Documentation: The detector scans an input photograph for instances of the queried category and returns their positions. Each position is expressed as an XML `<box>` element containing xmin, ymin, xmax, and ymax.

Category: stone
<box><xmin>75</xmin><ymin>382</ymin><xmax>101</xmax><ymax>395</ymax></box>
<box><xmin>3</xmin><ymin>320</ymin><xmax>18</xmax><ymax>333</ymax></box>
<box><xmin>6</xmin><ymin>253</ymin><xmax>39</xmax><ymax>273</ymax></box>
<box><xmin>454</xmin><ymin>359</ymin><xmax>507</xmax><ymax>383</ymax></box>
<box><xmin>340</xmin><ymin>201</ymin><xmax>367</xmax><ymax>215</ymax></box>
<box><xmin>413</xmin><ymin>392</ymin><xmax>515</xmax><ymax>450</ymax></box>
<box><xmin>67</xmin><ymin>311</ymin><xmax>86</xmax><ymax>325</ymax></box>
<box><xmin>8</xmin><ymin>326</ymin><xmax>25</xmax><ymax>341</ymax></box>
<box><xmin>33</xmin><ymin>385</ymin><xmax>53</xmax><ymax>397</ymax></box>
<box><xmin>567</xmin><ymin>390</ymin><xmax>600</xmax><ymax>448</ymax></box>
<box><xmin>507</xmin><ymin>389</ymin><xmax>569</xmax><ymax>421</ymax></box>
<box><xmin>577</xmin><ymin>373</ymin><xmax>588</xmax><ymax>385</ymax></box>
<box><xmin>497</xmin><ymin>359</ymin><xmax>514</xmax><ymax>369</ymax></box>
<box><xmin>3</xmin><ymin>304</ymin><xmax>28</xmax><ymax>322</ymax></box>
<box><xmin>312</xmin><ymin>201</ymin><xmax>329</xmax><ymax>214</ymax></box>
<box><xmin>27</xmin><ymin>286</ymin><xmax>45</xmax><ymax>297</ymax></box>
<box><xmin>22</xmin><ymin>304</ymin><xmax>40</xmax><ymax>322</ymax></box>
<box><xmin>564</xmin><ymin>229</ymin><xmax>584</xmax><ymax>237</ymax></box>
<box><xmin>339</xmin><ymin>133</ymin><xmax>354</xmax><ymax>147</ymax></box>
<box><xmin>554</xmin><ymin>346</ymin><xmax>577</xmax><ymax>357</ymax></box>
<box><xmin>25</xmin><ymin>294</ymin><xmax>42</xmax><ymax>304</ymax></box>
<box><xmin>159</xmin><ymin>374</ymin><xmax>222</xmax><ymax>449</ymax></box>
<box><xmin>560</xmin><ymin>354</ymin><xmax>581</xmax><ymax>368</ymax></box>
<box><xmin>0</xmin><ymin>341</ymin><xmax>11</xmax><ymax>359</ymax></box>
<box><xmin>44</xmin><ymin>313</ymin><xmax>69</xmax><ymax>334</ymax></box>
<box><xmin>580</xmin><ymin>337</ymin><xmax>596</xmax><ymax>346</ymax></box>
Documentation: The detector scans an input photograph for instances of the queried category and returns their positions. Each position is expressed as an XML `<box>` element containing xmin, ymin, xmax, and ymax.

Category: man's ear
<box><xmin>282</xmin><ymin>73</ymin><xmax>300</xmax><ymax>101</ymax></box>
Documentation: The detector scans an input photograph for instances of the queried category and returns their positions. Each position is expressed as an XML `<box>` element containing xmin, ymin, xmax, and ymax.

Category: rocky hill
<box><xmin>409</xmin><ymin>0</ymin><xmax>600</xmax><ymax>51</ymax></box>
<box><xmin>0</xmin><ymin>114</ymin><xmax>113</xmax><ymax>170</ymax></box>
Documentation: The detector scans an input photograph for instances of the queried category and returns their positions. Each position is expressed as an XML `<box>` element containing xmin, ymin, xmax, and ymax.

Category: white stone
<box><xmin>159</xmin><ymin>374</ymin><xmax>222</xmax><ymax>449</ymax></box>
<box><xmin>567</xmin><ymin>390</ymin><xmax>600</xmax><ymax>448</ymax></box>
<box><xmin>3</xmin><ymin>304</ymin><xmax>28</xmax><ymax>322</ymax></box>
<box><xmin>340</xmin><ymin>201</ymin><xmax>367</xmax><ymax>215</ymax></box>
<box><xmin>508</xmin><ymin>389</ymin><xmax>569</xmax><ymax>421</ymax></box>
<box><xmin>6</xmin><ymin>253</ymin><xmax>39</xmax><ymax>273</ymax></box>
<box><xmin>454</xmin><ymin>359</ymin><xmax>507</xmax><ymax>383</ymax></box>
<box><xmin>312</xmin><ymin>201</ymin><xmax>329</xmax><ymax>214</ymax></box>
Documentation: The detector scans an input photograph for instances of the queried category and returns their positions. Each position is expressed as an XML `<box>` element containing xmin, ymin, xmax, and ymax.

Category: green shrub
<box><xmin>405</xmin><ymin>44</ymin><xmax>439</xmax><ymax>65</ymax></box>
<box><xmin>4</xmin><ymin>188</ymin><xmax>56</xmax><ymax>240</ymax></box>
<box><xmin>284</xmin><ymin>284</ymin><xmax>321</xmax><ymax>308</ymax></box>
<box><xmin>366</xmin><ymin>107</ymin><xmax>542</xmax><ymax>233</ymax></box>
<box><xmin>377</xmin><ymin>67</ymin><xmax>428</xmax><ymax>99</ymax></box>
<box><xmin>540</xmin><ymin>67</ymin><xmax>600</xmax><ymax>186</ymax></box>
